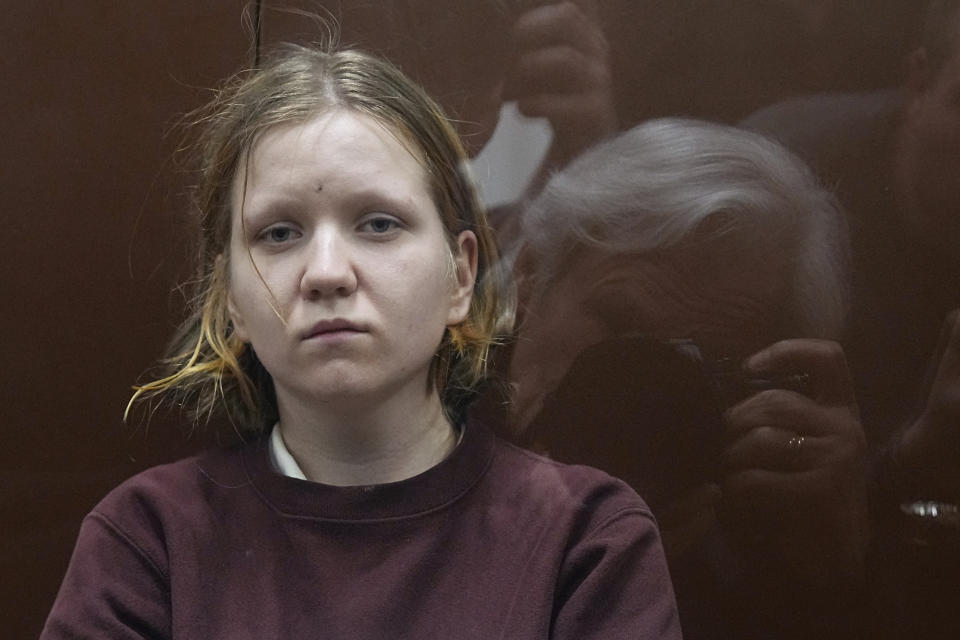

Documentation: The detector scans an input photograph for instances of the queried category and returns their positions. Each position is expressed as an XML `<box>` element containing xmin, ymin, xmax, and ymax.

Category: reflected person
<box><xmin>508</xmin><ymin>118</ymin><xmax>869</xmax><ymax>639</ymax></box>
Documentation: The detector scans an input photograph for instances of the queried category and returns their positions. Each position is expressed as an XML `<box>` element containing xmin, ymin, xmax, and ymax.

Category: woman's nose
<box><xmin>300</xmin><ymin>229</ymin><xmax>358</xmax><ymax>299</ymax></box>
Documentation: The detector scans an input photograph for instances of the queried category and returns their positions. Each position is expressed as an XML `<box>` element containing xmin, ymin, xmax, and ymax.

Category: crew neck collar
<box><xmin>243</xmin><ymin>416</ymin><xmax>496</xmax><ymax>522</ymax></box>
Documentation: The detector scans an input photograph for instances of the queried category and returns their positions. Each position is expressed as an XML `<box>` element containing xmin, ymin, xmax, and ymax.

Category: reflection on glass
<box><xmin>508</xmin><ymin>118</ymin><xmax>871</xmax><ymax>638</ymax></box>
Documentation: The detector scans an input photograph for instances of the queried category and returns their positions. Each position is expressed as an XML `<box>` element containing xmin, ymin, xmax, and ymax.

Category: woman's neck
<box><xmin>274</xmin><ymin>387</ymin><xmax>458</xmax><ymax>486</ymax></box>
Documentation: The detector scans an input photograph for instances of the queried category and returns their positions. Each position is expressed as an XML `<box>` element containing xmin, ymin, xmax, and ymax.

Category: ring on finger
<box><xmin>786</xmin><ymin>433</ymin><xmax>806</xmax><ymax>467</ymax></box>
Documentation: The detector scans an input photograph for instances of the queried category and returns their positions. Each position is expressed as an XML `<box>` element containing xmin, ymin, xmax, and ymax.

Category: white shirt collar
<box><xmin>268</xmin><ymin>422</ymin><xmax>465</xmax><ymax>482</ymax></box>
<box><xmin>268</xmin><ymin>424</ymin><xmax>308</xmax><ymax>480</ymax></box>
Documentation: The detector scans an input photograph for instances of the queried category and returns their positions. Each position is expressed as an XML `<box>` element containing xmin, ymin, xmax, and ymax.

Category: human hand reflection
<box><xmin>720</xmin><ymin>339</ymin><xmax>869</xmax><ymax>591</ymax></box>
<box><xmin>896</xmin><ymin>309</ymin><xmax>960</xmax><ymax>500</ymax></box>
<box><xmin>504</xmin><ymin>0</ymin><xmax>617</xmax><ymax>164</ymax></box>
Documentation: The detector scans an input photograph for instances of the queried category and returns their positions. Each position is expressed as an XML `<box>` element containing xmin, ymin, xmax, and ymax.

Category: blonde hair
<box><xmin>128</xmin><ymin>43</ymin><xmax>514</xmax><ymax>433</ymax></box>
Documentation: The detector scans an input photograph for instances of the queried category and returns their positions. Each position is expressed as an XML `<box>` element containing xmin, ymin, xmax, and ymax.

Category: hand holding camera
<box><xmin>719</xmin><ymin>339</ymin><xmax>869</xmax><ymax>596</ymax></box>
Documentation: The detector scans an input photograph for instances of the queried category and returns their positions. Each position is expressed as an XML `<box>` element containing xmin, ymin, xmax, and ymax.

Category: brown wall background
<box><xmin>1</xmin><ymin>3</ymin><xmax>249</xmax><ymax>636</ymax></box>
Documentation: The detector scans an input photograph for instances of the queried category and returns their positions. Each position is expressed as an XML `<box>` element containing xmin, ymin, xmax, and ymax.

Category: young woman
<box><xmin>41</xmin><ymin>44</ymin><xmax>680</xmax><ymax>639</ymax></box>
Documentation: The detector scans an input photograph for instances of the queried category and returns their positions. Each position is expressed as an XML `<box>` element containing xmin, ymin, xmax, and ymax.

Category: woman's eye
<box><xmin>258</xmin><ymin>225</ymin><xmax>300</xmax><ymax>244</ymax></box>
<box><xmin>360</xmin><ymin>216</ymin><xmax>401</xmax><ymax>235</ymax></box>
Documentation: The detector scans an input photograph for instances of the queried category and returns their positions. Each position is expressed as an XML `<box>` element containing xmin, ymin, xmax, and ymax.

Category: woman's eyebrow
<box><xmin>242</xmin><ymin>197</ymin><xmax>298</xmax><ymax>222</ymax></box>
<box><xmin>338</xmin><ymin>187</ymin><xmax>423</xmax><ymax>213</ymax></box>
<box><xmin>241</xmin><ymin>189</ymin><xmax>423</xmax><ymax>226</ymax></box>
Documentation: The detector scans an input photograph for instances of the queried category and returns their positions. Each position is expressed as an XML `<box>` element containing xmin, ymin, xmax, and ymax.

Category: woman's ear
<box><xmin>227</xmin><ymin>293</ymin><xmax>250</xmax><ymax>343</ymax></box>
<box><xmin>447</xmin><ymin>230</ymin><xmax>479</xmax><ymax>325</ymax></box>
<box><xmin>219</xmin><ymin>254</ymin><xmax>249</xmax><ymax>343</ymax></box>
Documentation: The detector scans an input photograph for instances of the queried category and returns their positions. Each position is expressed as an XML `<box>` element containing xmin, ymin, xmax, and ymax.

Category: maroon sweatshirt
<box><xmin>41</xmin><ymin>420</ymin><xmax>681</xmax><ymax>639</ymax></box>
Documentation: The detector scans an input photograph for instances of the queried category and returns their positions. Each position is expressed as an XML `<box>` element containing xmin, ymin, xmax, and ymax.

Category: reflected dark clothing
<box><xmin>523</xmin><ymin>339</ymin><xmax>865</xmax><ymax>640</ymax></box>
<box><xmin>523</xmin><ymin>335</ymin><xmax>725</xmax><ymax>516</ymax></box>
<box><xmin>41</xmin><ymin>420</ymin><xmax>681</xmax><ymax>639</ymax></box>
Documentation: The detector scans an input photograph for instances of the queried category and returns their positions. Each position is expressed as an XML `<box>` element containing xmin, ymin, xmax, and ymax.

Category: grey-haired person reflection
<box><xmin>40</xmin><ymin>43</ymin><xmax>681</xmax><ymax>639</ymax></box>
<box><xmin>507</xmin><ymin>119</ymin><xmax>869</xmax><ymax>639</ymax></box>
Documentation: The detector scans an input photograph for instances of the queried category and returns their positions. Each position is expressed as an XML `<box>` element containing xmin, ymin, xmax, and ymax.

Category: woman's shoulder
<box><xmin>91</xmin><ymin>442</ymin><xmax>260</xmax><ymax>527</ymax></box>
<box><xmin>486</xmin><ymin>430</ymin><xmax>657</xmax><ymax>527</ymax></box>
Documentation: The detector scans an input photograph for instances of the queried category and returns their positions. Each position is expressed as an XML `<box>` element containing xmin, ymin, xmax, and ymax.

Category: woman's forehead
<box><xmin>250</xmin><ymin>111</ymin><xmax>419</xmax><ymax>168</ymax></box>
<box><xmin>229</xmin><ymin>110</ymin><xmax>433</xmax><ymax>210</ymax></box>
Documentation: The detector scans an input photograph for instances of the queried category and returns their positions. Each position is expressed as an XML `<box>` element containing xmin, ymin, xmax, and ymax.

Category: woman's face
<box><xmin>226</xmin><ymin>110</ymin><xmax>477</xmax><ymax>413</ymax></box>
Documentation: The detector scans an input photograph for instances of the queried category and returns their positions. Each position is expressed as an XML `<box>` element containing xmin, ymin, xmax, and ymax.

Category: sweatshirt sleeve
<box><xmin>40</xmin><ymin>511</ymin><xmax>172</xmax><ymax>640</ymax></box>
<box><xmin>551</xmin><ymin>506</ymin><xmax>682</xmax><ymax>640</ymax></box>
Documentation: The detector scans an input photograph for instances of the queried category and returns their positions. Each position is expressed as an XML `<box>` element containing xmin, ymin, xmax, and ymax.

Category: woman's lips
<box><xmin>302</xmin><ymin>319</ymin><xmax>367</xmax><ymax>341</ymax></box>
